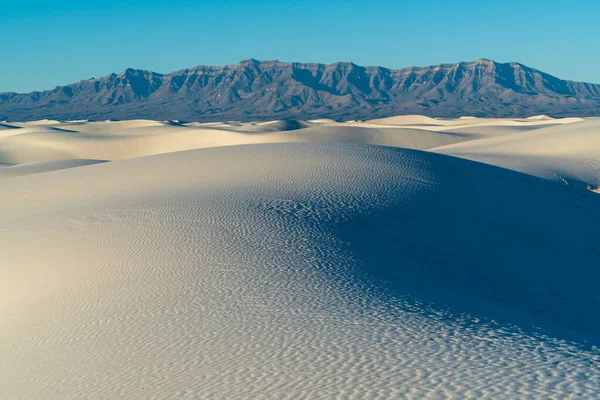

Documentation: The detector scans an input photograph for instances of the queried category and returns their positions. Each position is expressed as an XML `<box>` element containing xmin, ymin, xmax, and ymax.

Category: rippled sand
<box><xmin>2</xmin><ymin>142</ymin><xmax>599</xmax><ymax>398</ymax></box>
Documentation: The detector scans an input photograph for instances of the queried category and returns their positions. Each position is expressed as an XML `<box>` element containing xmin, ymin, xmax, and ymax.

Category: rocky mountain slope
<box><xmin>2</xmin><ymin>59</ymin><xmax>600</xmax><ymax>121</ymax></box>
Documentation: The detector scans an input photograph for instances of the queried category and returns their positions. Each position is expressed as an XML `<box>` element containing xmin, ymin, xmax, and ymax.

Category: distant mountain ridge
<box><xmin>2</xmin><ymin>59</ymin><xmax>600</xmax><ymax>121</ymax></box>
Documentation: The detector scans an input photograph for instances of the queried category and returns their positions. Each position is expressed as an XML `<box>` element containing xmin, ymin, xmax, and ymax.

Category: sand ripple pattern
<box><xmin>1</xmin><ymin>143</ymin><xmax>600</xmax><ymax>399</ymax></box>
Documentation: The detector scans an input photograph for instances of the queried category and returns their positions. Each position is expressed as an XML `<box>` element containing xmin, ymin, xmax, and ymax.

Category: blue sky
<box><xmin>1</xmin><ymin>0</ymin><xmax>599</xmax><ymax>92</ymax></box>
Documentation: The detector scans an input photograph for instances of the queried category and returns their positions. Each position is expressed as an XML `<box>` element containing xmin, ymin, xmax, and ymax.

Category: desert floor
<box><xmin>1</xmin><ymin>115</ymin><xmax>599</xmax><ymax>398</ymax></box>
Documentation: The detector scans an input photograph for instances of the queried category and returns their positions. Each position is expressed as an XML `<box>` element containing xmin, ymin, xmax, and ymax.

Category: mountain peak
<box><xmin>238</xmin><ymin>58</ymin><xmax>261</xmax><ymax>65</ymax></box>
<box><xmin>117</xmin><ymin>68</ymin><xmax>162</xmax><ymax>78</ymax></box>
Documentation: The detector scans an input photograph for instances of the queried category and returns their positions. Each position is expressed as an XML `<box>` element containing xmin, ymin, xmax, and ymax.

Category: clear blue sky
<box><xmin>1</xmin><ymin>0</ymin><xmax>599</xmax><ymax>93</ymax></box>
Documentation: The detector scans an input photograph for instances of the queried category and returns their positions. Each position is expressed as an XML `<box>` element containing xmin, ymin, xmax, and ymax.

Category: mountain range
<box><xmin>1</xmin><ymin>59</ymin><xmax>600</xmax><ymax>121</ymax></box>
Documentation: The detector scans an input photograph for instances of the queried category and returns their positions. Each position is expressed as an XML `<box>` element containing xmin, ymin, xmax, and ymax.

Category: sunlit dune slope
<box><xmin>1</xmin><ymin>143</ymin><xmax>599</xmax><ymax>398</ymax></box>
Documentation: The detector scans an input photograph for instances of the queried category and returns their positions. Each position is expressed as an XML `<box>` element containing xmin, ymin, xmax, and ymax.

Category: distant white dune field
<box><xmin>433</xmin><ymin>118</ymin><xmax>600</xmax><ymax>189</ymax></box>
<box><xmin>0</xmin><ymin>123</ymin><xmax>464</xmax><ymax>165</ymax></box>
<box><xmin>0</xmin><ymin>118</ymin><xmax>468</xmax><ymax>165</ymax></box>
<box><xmin>0</xmin><ymin>115</ymin><xmax>589</xmax><ymax>178</ymax></box>
<box><xmin>1</xmin><ymin>142</ymin><xmax>600</xmax><ymax>398</ymax></box>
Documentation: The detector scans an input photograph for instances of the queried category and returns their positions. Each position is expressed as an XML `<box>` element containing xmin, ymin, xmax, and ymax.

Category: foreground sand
<box><xmin>1</xmin><ymin>117</ymin><xmax>600</xmax><ymax>398</ymax></box>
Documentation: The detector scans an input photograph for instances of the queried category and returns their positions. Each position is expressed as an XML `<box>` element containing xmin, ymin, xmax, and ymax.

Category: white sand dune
<box><xmin>255</xmin><ymin>125</ymin><xmax>468</xmax><ymax>149</ymax></box>
<box><xmin>243</xmin><ymin>119</ymin><xmax>312</xmax><ymax>131</ymax></box>
<box><xmin>433</xmin><ymin>118</ymin><xmax>600</xmax><ymax>189</ymax></box>
<box><xmin>367</xmin><ymin>114</ymin><xmax>583</xmax><ymax>130</ymax></box>
<box><xmin>368</xmin><ymin>115</ymin><xmax>444</xmax><ymax>125</ymax></box>
<box><xmin>8</xmin><ymin>119</ymin><xmax>62</xmax><ymax>127</ymax></box>
<box><xmin>0</xmin><ymin>115</ymin><xmax>582</xmax><ymax>167</ymax></box>
<box><xmin>0</xmin><ymin>123</ymin><xmax>21</xmax><ymax>130</ymax></box>
<box><xmin>0</xmin><ymin>121</ymin><xmax>466</xmax><ymax>164</ymax></box>
<box><xmin>1</xmin><ymin>143</ymin><xmax>600</xmax><ymax>398</ymax></box>
<box><xmin>438</xmin><ymin>124</ymin><xmax>545</xmax><ymax>137</ymax></box>
<box><xmin>2</xmin><ymin>115</ymin><xmax>599</xmax><ymax>397</ymax></box>
<box><xmin>526</xmin><ymin>115</ymin><xmax>554</xmax><ymax>120</ymax></box>
<box><xmin>0</xmin><ymin>124</ymin><xmax>24</xmax><ymax>141</ymax></box>
<box><xmin>0</xmin><ymin>159</ymin><xmax>107</xmax><ymax>179</ymax></box>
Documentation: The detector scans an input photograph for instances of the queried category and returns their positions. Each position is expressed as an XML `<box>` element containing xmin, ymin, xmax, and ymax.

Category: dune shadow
<box><xmin>333</xmin><ymin>153</ymin><xmax>600</xmax><ymax>347</ymax></box>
